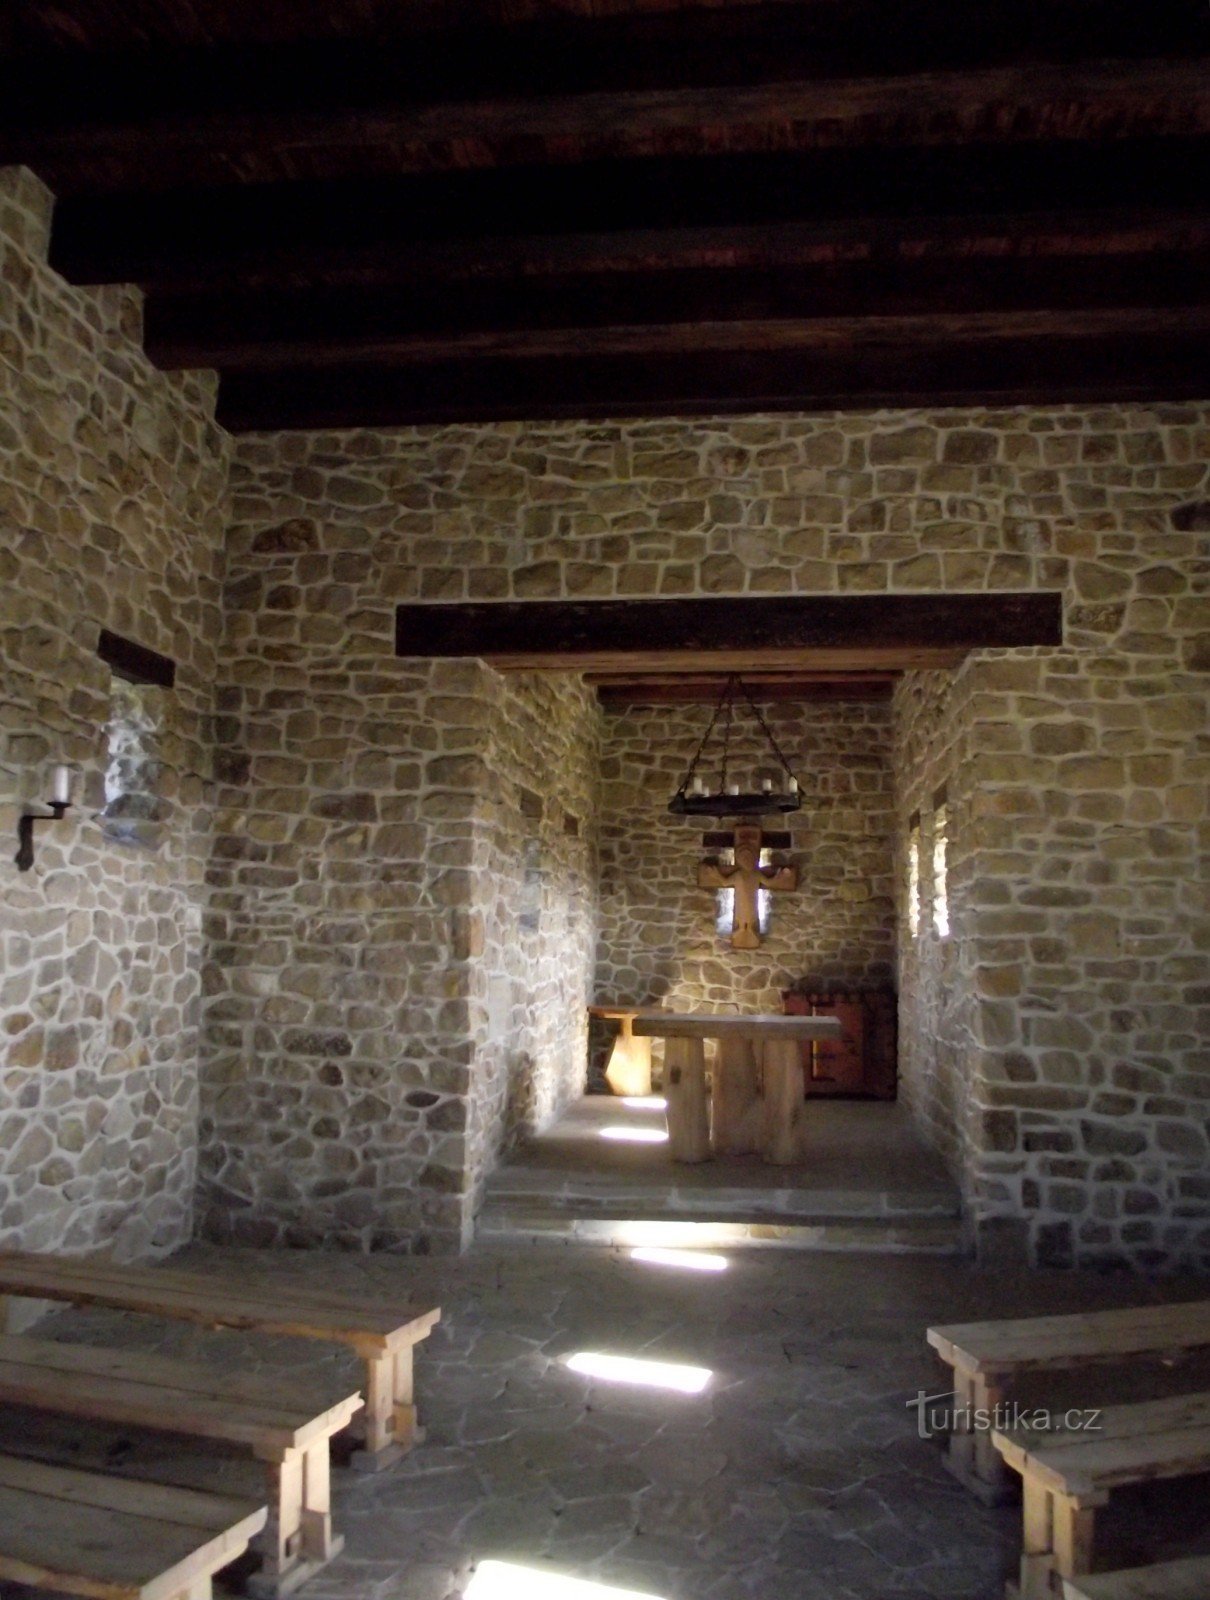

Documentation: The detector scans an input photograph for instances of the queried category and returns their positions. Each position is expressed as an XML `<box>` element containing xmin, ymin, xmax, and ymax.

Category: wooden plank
<box><xmin>0</xmin><ymin>1249</ymin><xmax>424</xmax><ymax>1323</ymax></box>
<box><xmin>395</xmin><ymin>594</ymin><xmax>1063</xmax><ymax>671</ymax></box>
<box><xmin>634</xmin><ymin>1013</ymin><xmax>843</xmax><ymax>1041</ymax></box>
<box><xmin>993</xmin><ymin>1393</ymin><xmax>1210</xmax><ymax>1498</ymax></box>
<box><xmin>0</xmin><ymin>1252</ymin><xmax>438</xmax><ymax>1348</ymax></box>
<box><xmin>0</xmin><ymin>1336</ymin><xmax>362</xmax><ymax>1430</ymax></box>
<box><xmin>0</xmin><ymin>1346</ymin><xmax>362</xmax><ymax>1454</ymax></box>
<box><xmin>1063</xmin><ymin>1557</ymin><xmax>1210</xmax><ymax>1600</ymax></box>
<box><xmin>928</xmin><ymin>1299</ymin><xmax>1210</xmax><ymax>1375</ymax></box>
<box><xmin>0</xmin><ymin>1456</ymin><xmax>258</xmax><ymax>1533</ymax></box>
<box><xmin>0</xmin><ymin>1458</ymin><xmax>265</xmax><ymax>1600</ymax></box>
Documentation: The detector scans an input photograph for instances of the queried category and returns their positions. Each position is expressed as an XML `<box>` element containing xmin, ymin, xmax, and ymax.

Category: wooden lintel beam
<box><xmin>395</xmin><ymin>594</ymin><xmax>1062</xmax><ymax>671</ymax></box>
<box><xmin>596</xmin><ymin>679</ymin><xmax>897</xmax><ymax>705</ymax></box>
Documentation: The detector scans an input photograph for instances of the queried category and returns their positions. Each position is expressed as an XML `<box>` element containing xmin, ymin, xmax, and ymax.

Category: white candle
<box><xmin>788</xmin><ymin>776</ymin><xmax>799</xmax><ymax>795</ymax></box>
<box><xmin>728</xmin><ymin>782</ymin><xmax>739</xmax><ymax>795</ymax></box>
<box><xmin>50</xmin><ymin>763</ymin><xmax>73</xmax><ymax>805</ymax></box>
<box><xmin>761</xmin><ymin>777</ymin><xmax>773</xmax><ymax>793</ymax></box>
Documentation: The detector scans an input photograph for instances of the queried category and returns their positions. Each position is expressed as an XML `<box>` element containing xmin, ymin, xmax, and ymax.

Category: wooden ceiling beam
<box><xmin>144</xmin><ymin>254</ymin><xmax>1210</xmax><ymax>371</ymax></box>
<box><xmin>10</xmin><ymin>58</ymin><xmax>1209</xmax><ymax>195</ymax></box>
<box><xmin>395</xmin><ymin>594</ymin><xmax>1062</xmax><ymax>672</ymax></box>
<box><xmin>153</xmin><ymin>306</ymin><xmax>1210</xmax><ymax>374</ymax></box>
<box><xmin>47</xmin><ymin>141</ymin><xmax>1210</xmax><ymax>289</ymax></box>
<box><xmin>7</xmin><ymin>0</ymin><xmax>1205</xmax><ymax>62</ymax></box>
<box><xmin>215</xmin><ymin>331</ymin><xmax>1210</xmax><ymax>431</ymax></box>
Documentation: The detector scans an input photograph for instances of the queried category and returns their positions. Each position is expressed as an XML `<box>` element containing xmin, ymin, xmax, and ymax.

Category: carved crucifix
<box><xmin>699</xmin><ymin>822</ymin><xmax>798</xmax><ymax>949</ymax></box>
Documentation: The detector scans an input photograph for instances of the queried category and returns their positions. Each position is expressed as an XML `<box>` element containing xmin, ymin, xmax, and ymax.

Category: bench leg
<box><xmin>1053</xmin><ymin>1495</ymin><xmax>1096</xmax><ymax>1584</ymax></box>
<box><xmin>350</xmin><ymin>1345</ymin><xmax>421</xmax><ymax>1473</ymax></box>
<box><xmin>1012</xmin><ymin>1480</ymin><xmax>1098</xmax><ymax>1600</ymax></box>
<box><xmin>170</xmin><ymin>1581</ymin><xmax>212</xmax><ymax>1600</ymax></box>
<box><xmin>943</xmin><ymin>1366</ymin><xmax>1014</xmax><ymax>1505</ymax></box>
<box><xmin>249</xmin><ymin>1444</ymin><xmax>345</xmax><ymax>1598</ymax></box>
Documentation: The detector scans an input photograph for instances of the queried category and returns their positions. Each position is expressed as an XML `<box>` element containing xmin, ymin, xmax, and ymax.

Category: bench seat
<box><xmin>1062</xmin><ymin>1557</ymin><xmax>1210</xmax><ymax>1600</ymax></box>
<box><xmin>0</xmin><ymin>1248</ymin><xmax>441</xmax><ymax>1470</ymax></box>
<box><xmin>0</xmin><ymin>1454</ymin><xmax>266</xmax><ymax>1600</ymax></box>
<box><xmin>992</xmin><ymin>1391</ymin><xmax>1210</xmax><ymax>1600</ymax></box>
<box><xmin>926</xmin><ymin>1299</ymin><xmax>1210</xmax><ymax>1502</ymax></box>
<box><xmin>0</xmin><ymin>1335</ymin><xmax>362</xmax><ymax>1597</ymax></box>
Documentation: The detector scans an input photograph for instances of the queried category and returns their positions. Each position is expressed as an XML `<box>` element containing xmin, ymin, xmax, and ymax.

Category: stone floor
<box><xmin>7</xmin><ymin>1241</ymin><xmax>1210</xmax><ymax>1600</ymax></box>
<box><xmin>479</xmin><ymin>1096</ymin><xmax>963</xmax><ymax>1254</ymax></box>
<box><xmin>495</xmin><ymin>1096</ymin><xmax>955</xmax><ymax>1195</ymax></box>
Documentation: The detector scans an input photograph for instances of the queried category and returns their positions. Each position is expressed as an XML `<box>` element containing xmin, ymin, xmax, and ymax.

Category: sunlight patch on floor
<box><xmin>466</xmin><ymin>1561</ymin><xmax>665</xmax><ymax>1600</ymax></box>
<box><xmin>630</xmin><ymin>1246</ymin><xmax>728</xmax><ymax>1273</ymax></box>
<box><xmin>563</xmin><ymin>1350</ymin><xmax>712</xmax><ymax>1394</ymax></box>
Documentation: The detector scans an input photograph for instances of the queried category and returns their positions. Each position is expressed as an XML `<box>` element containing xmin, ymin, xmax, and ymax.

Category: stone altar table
<box><xmin>631</xmin><ymin>1012</ymin><xmax>843</xmax><ymax>1164</ymax></box>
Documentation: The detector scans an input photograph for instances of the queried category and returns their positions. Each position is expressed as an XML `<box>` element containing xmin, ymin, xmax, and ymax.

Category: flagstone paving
<box><xmin>10</xmin><ymin>1242</ymin><xmax>1210</xmax><ymax>1600</ymax></box>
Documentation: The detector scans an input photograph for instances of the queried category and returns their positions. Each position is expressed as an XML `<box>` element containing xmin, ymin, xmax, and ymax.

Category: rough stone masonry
<box><xmin>2</xmin><ymin>163</ymin><xmax>1208</xmax><ymax>1268</ymax></box>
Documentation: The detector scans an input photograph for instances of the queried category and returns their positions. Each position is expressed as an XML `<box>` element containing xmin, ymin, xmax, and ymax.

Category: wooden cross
<box><xmin>698</xmin><ymin>823</ymin><xmax>798</xmax><ymax>949</ymax></box>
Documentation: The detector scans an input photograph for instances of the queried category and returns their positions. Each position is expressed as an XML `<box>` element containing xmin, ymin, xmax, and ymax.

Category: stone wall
<box><xmin>593</xmin><ymin>698</ymin><xmax>895</xmax><ymax>1025</ymax></box>
<box><xmin>469</xmin><ymin>674</ymin><xmax>600</xmax><ymax>1197</ymax></box>
<box><xmin>0</xmin><ymin>166</ymin><xmax>229</xmax><ymax>1261</ymax></box>
<box><xmin>4</xmin><ymin>199</ymin><xmax>1206</xmax><ymax>1276</ymax></box>
<box><xmin>892</xmin><ymin>668</ymin><xmax>981</xmax><ymax>1190</ymax></box>
<box><xmin>202</xmin><ymin>440</ymin><xmax>601</xmax><ymax>1253</ymax></box>
<box><xmin>222</xmin><ymin>407</ymin><xmax>1208</xmax><ymax>1269</ymax></box>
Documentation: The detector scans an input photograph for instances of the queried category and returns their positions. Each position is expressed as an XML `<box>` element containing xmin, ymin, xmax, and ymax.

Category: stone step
<box><xmin>475</xmin><ymin>1202</ymin><xmax>967</xmax><ymax>1255</ymax></box>
<box><xmin>482</xmin><ymin>1174</ymin><xmax>960</xmax><ymax>1222</ymax></box>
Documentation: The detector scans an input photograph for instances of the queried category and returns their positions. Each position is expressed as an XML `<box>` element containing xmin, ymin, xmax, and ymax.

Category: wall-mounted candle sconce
<box><xmin>15</xmin><ymin>763</ymin><xmax>77</xmax><ymax>871</ymax></box>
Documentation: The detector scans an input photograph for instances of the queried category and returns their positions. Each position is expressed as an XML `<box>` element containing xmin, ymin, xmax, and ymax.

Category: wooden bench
<box><xmin>991</xmin><ymin>1391</ymin><xmax>1210</xmax><ymax>1600</ymax></box>
<box><xmin>0</xmin><ymin>1335</ymin><xmax>361</xmax><ymax>1597</ymax></box>
<box><xmin>1061</xmin><ymin>1557</ymin><xmax>1210</xmax><ymax>1599</ymax></box>
<box><xmin>927</xmin><ymin>1299</ymin><xmax>1210</xmax><ymax>1502</ymax></box>
<box><xmin>0</xmin><ymin>1248</ymin><xmax>440</xmax><ymax>1472</ymax></box>
<box><xmin>0</xmin><ymin>1454</ymin><xmax>266</xmax><ymax>1600</ymax></box>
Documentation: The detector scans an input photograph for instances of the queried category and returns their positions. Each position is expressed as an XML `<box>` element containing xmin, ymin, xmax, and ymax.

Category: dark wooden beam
<box><xmin>8</xmin><ymin>0</ymin><xmax>1206</xmax><ymax>62</ymax></box>
<box><xmin>6</xmin><ymin>1</ymin><xmax>1208</xmax><ymax>193</ymax></box>
<box><xmin>594</xmin><ymin>676</ymin><xmax>897</xmax><ymax>705</ymax></box>
<box><xmin>216</xmin><ymin>331</ymin><xmax>1210</xmax><ymax>430</ymax></box>
<box><xmin>395</xmin><ymin>594</ymin><xmax>1063</xmax><ymax>672</ymax></box>
<box><xmin>156</xmin><ymin>306</ymin><xmax>1210</xmax><ymax>373</ymax></box>
<box><xmin>10</xmin><ymin>58</ymin><xmax>1209</xmax><ymax>195</ymax></box>
<box><xmin>145</xmin><ymin>258</ymin><xmax>1210</xmax><ymax>371</ymax></box>
<box><xmin>48</xmin><ymin>141</ymin><xmax>1210</xmax><ymax>289</ymax></box>
<box><xmin>97</xmin><ymin>628</ymin><xmax>176</xmax><ymax>688</ymax></box>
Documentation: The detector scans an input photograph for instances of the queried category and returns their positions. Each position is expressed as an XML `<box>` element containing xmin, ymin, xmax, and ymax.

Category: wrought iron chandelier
<box><xmin>668</xmin><ymin>675</ymin><xmax>803</xmax><ymax>817</ymax></box>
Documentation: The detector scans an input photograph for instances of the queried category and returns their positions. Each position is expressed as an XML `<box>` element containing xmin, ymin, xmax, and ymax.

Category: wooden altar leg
<box><xmin>665</xmin><ymin>1036</ymin><xmax>710</xmax><ymax>1161</ymax></box>
<box><xmin>604</xmin><ymin>1016</ymin><xmax>652</xmax><ymax>1097</ymax></box>
<box><xmin>713</xmin><ymin>1036</ymin><xmax>760</xmax><ymax>1154</ymax></box>
<box><xmin>761</xmin><ymin>1038</ymin><xmax>804</xmax><ymax>1165</ymax></box>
